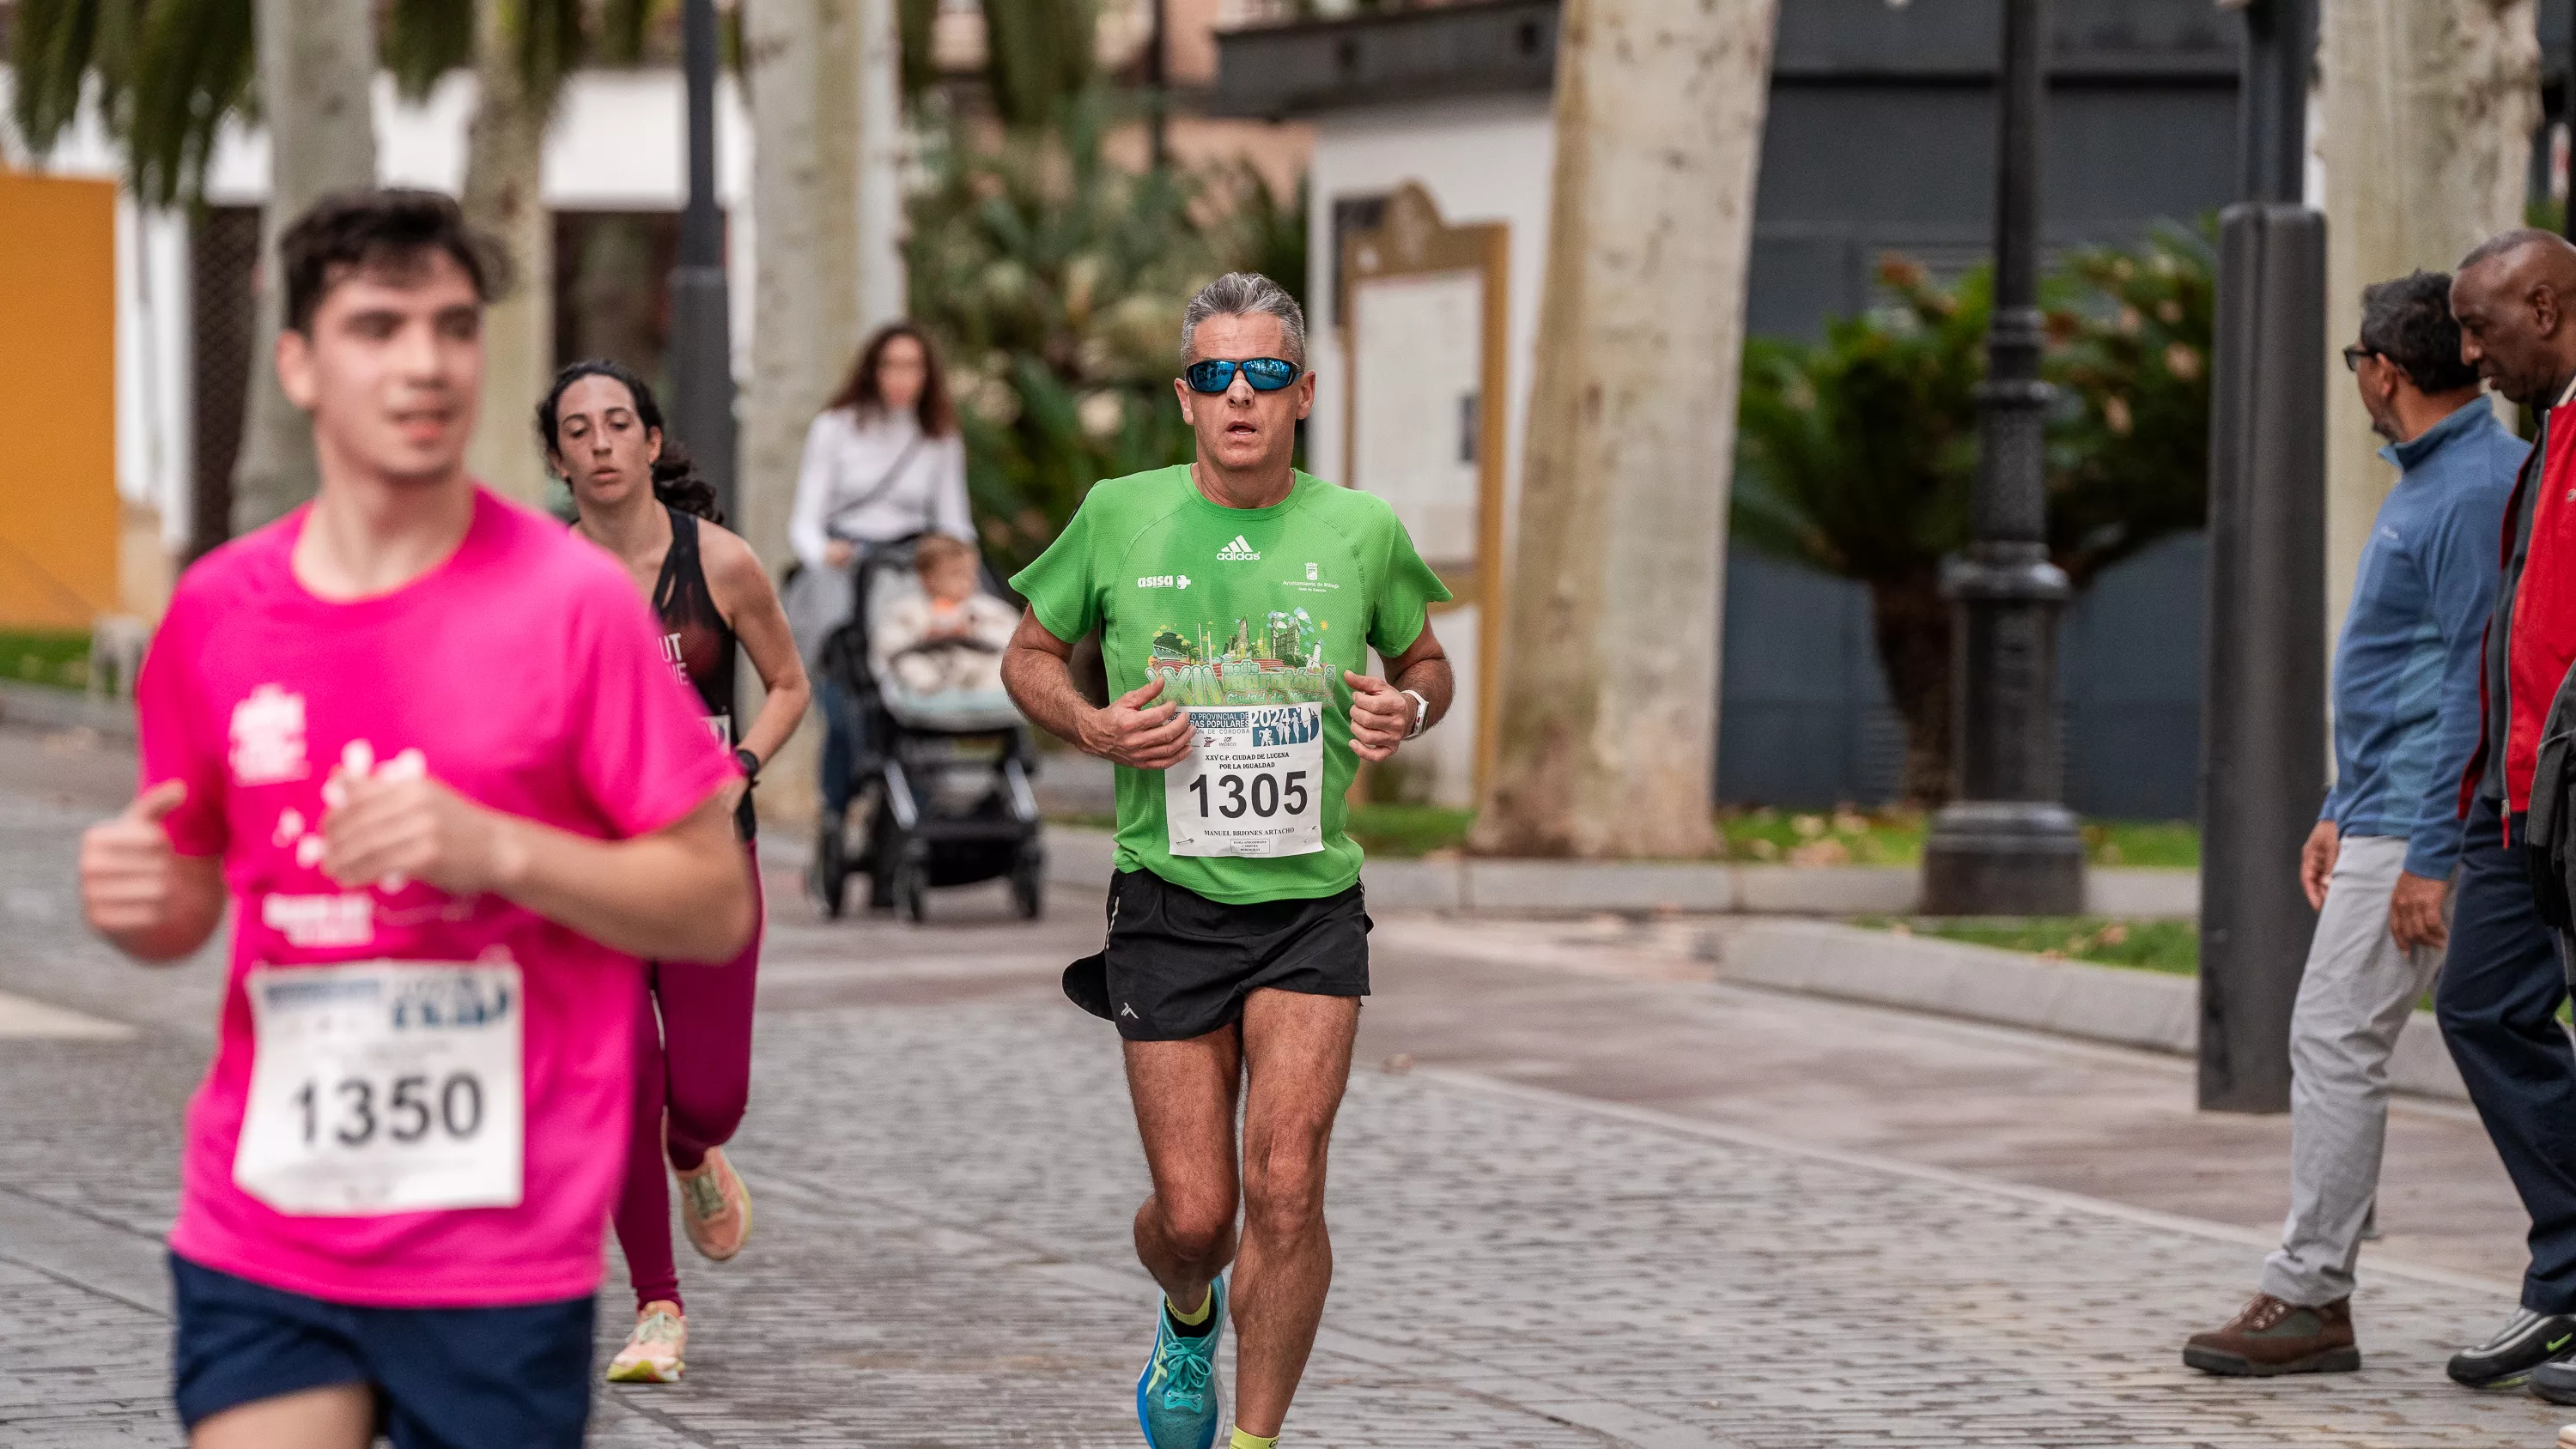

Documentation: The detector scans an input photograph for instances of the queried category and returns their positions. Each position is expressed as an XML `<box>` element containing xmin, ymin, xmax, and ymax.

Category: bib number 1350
<box><xmin>290</xmin><ymin>1071</ymin><xmax>487</xmax><ymax>1149</ymax></box>
<box><xmin>234</xmin><ymin>960</ymin><xmax>526</xmax><ymax>1216</ymax></box>
<box><xmin>1165</xmin><ymin>702</ymin><xmax>1326</xmax><ymax>858</ymax></box>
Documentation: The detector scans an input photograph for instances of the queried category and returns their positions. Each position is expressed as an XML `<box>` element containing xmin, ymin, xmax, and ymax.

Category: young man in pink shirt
<box><xmin>77</xmin><ymin>190</ymin><xmax>754</xmax><ymax>1448</ymax></box>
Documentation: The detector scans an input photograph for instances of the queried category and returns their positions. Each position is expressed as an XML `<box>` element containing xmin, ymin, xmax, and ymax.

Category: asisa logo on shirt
<box><xmin>1137</xmin><ymin>573</ymin><xmax>1193</xmax><ymax>591</ymax></box>
<box><xmin>229</xmin><ymin>684</ymin><xmax>309</xmax><ymax>785</ymax></box>
<box><xmin>1218</xmin><ymin>535</ymin><xmax>1261</xmax><ymax>561</ymax></box>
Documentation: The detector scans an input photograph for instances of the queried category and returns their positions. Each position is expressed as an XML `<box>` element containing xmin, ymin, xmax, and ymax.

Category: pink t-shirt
<box><xmin>138</xmin><ymin>488</ymin><xmax>738</xmax><ymax>1307</ymax></box>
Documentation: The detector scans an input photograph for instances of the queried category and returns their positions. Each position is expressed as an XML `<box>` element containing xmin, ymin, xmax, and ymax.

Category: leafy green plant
<box><xmin>1733</xmin><ymin>224</ymin><xmax>2216</xmax><ymax>805</ymax></box>
<box><xmin>906</xmin><ymin>89</ymin><xmax>1308</xmax><ymax>579</ymax></box>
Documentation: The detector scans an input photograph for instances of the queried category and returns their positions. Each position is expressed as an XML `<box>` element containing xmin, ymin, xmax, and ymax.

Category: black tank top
<box><xmin>649</xmin><ymin>507</ymin><xmax>756</xmax><ymax>839</ymax></box>
<box><xmin>654</xmin><ymin>506</ymin><xmax>738</xmax><ymax>732</ymax></box>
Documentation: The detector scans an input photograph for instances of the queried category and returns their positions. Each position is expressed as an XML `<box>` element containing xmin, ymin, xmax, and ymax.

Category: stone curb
<box><xmin>1706</xmin><ymin>916</ymin><xmax>2469</xmax><ymax>1103</ymax></box>
<box><xmin>0</xmin><ymin>680</ymin><xmax>136</xmax><ymax>743</ymax></box>
<box><xmin>1036</xmin><ymin>826</ymin><xmax>2197</xmax><ymax>918</ymax></box>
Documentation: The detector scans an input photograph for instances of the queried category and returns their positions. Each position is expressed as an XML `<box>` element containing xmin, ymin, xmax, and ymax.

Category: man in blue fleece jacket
<box><xmin>2187</xmin><ymin>270</ymin><xmax>2519</xmax><ymax>1377</ymax></box>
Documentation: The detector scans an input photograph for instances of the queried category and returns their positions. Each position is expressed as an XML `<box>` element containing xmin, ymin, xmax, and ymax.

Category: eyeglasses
<box><xmin>2342</xmin><ymin>345</ymin><xmax>2380</xmax><ymax>372</ymax></box>
<box><xmin>1183</xmin><ymin>357</ymin><xmax>1302</xmax><ymax>394</ymax></box>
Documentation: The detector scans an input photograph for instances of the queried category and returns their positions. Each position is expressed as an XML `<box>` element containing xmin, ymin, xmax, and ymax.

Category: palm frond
<box><xmin>126</xmin><ymin>0</ymin><xmax>252</xmax><ymax>207</ymax></box>
<box><xmin>380</xmin><ymin>0</ymin><xmax>470</xmax><ymax>99</ymax></box>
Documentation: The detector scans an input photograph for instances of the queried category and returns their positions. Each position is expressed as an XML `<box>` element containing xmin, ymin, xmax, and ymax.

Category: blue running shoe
<box><xmin>1136</xmin><ymin>1279</ymin><xmax>1225</xmax><ymax>1449</ymax></box>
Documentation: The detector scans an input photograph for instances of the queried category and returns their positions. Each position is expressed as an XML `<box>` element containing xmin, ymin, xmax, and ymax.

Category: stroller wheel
<box><xmin>1011</xmin><ymin>846</ymin><xmax>1044</xmax><ymax>920</ymax></box>
<box><xmin>811</xmin><ymin>815</ymin><xmax>848</xmax><ymax>919</ymax></box>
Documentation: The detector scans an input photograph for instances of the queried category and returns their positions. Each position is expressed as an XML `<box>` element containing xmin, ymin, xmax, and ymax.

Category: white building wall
<box><xmin>1306</xmin><ymin>95</ymin><xmax>1553</xmax><ymax>539</ymax></box>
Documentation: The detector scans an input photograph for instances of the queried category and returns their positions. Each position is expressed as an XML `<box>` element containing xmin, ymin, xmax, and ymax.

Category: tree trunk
<box><xmin>1467</xmin><ymin>0</ymin><xmax>1778</xmax><ymax>859</ymax></box>
<box><xmin>1868</xmin><ymin>569</ymin><xmax>1953</xmax><ymax>809</ymax></box>
<box><xmin>744</xmin><ymin>0</ymin><xmax>865</xmax><ymax>832</ymax></box>
<box><xmin>2318</xmin><ymin>0</ymin><xmax>2537</xmax><ymax>653</ymax></box>
<box><xmin>856</xmin><ymin>0</ymin><xmax>909</xmax><ymax>330</ymax></box>
<box><xmin>460</xmin><ymin>0</ymin><xmax>556</xmax><ymax>506</ymax></box>
<box><xmin>231</xmin><ymin>0</ymin><xmax>377</xmax><ymax>534</ymax></box>
<box><xmin>743</xmin><ymin>0</ymin><xmax>863</xmax><ymax>573</ymax></box>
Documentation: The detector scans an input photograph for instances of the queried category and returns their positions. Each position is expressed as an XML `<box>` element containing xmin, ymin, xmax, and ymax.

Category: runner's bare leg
<box><xmin>1127</xmin><ymin>1025</ymin><xmax>1246</xmax><ymax>1315</ymax></box>
<box><xmin>1228</xmin><ymin>990</ymin><xmax>1358</xmax><ymax>1437</ymax></box>
<box><xmin>192</xmin><ymin>1383</ymin><xmax>373</xmax><ymax>1449</ymax></box>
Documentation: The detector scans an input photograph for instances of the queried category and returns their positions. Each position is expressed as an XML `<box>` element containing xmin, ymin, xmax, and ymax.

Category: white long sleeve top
<box><xmin>786</xmin><ymin>406</ymin><xmax>975</xmax><ymax>572</ymax></box>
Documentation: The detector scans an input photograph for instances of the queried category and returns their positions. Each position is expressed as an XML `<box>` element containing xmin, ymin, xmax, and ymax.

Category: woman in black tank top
<box><xmin>541</xmin><ymin>359</ymin><xmax>811</xmax><ymax>1387</ymax></box>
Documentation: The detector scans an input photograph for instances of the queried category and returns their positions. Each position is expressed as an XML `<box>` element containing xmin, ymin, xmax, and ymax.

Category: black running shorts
<box><xmin>1063</xmin><ymin>869</ymin><xmax>1370</xmax><ymax>1041</ymax></box>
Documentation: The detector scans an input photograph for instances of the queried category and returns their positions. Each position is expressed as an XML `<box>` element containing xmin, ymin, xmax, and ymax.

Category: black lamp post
<box><xmin>2196</xmin><ymin>0</ymin><xmax>2325</xmax><ymax>1113</ymax></box>
<box><xmin>1921</xmin><ymin>0</ymin><xmax>2087</xmax><ymax>915</ymax></box>
<box><xmin>670</xmin><ymin>0</ymin><xmax>738</xmax><ymax>524</ymax></box>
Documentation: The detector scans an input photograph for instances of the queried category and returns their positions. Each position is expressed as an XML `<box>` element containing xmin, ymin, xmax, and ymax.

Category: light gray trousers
<box><xmin>2260</xmin><ymin>833</ymin><xmax>2444</xmax><ymax>1306</ymax></box>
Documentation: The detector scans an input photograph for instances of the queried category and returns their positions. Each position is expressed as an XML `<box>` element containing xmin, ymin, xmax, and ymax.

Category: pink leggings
<box><xmin>612</xmin><ymin>846</ymin><xmax>762</xmax><ymax>1313</ymax></box>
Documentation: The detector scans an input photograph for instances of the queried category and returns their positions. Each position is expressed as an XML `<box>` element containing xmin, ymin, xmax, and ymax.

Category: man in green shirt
<box><xmin>1003</xmin><ymin>272</ymin><xmax>1453</xmax><ymax>1449</ymax></box>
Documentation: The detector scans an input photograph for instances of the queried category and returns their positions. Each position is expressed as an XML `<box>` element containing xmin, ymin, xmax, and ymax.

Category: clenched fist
<box><xmin>1078</xmin><ymin>676</ymin><xmax>1196</xmax><ymax>771</ymax></box>
<box><xmin>81</xmin><ymin>780</ymin><xmax>190</xmax><ymax>937</ymax></box>
<box><xmin>319</xmin><ymin>764</ymin><xmax>520</xmax><ymax>897</ymax></box>
<box><xmin>1344</xmin><ymin>670</ymin><xmax>1418</xmax><ymax>763</ymax></box>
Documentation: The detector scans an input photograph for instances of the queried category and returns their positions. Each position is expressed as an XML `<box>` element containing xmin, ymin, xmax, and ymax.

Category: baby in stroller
<box><xmin>807</xmin><ymin>531</ymin><xmax>1043</xmax><ymax>920</ymax></box>
<box><xmin>871</xmin><ymin>534</ymin><xmax>1016</xmax><ymax>701</ymax></box>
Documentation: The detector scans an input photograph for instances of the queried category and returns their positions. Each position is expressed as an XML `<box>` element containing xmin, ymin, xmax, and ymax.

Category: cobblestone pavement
<box><xmin>3</xmin><ymin>726</ymin><xmax>2571</xmax><ymax>1446</ymax></box>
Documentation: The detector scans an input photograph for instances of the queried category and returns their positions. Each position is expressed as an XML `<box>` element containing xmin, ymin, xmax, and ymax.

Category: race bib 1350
<box><xmin>233</xmin><ymin>960</ymin><xmax>525</xmax><ymax>1216</ymax></box>
<box><xmin>1165</xmin><ymin>703</ymin><xmax>1325</xmax><ymax>858</ymax></box>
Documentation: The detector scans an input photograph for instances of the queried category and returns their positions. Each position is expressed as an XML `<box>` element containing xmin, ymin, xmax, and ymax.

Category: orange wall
<box><xmin>0</xmin><ymin>172</ymin><xmax>118</xmax><ymax>630</ymax></box>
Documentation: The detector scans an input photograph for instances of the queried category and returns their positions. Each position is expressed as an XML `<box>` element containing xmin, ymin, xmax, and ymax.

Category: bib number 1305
<box><xmin>1165</xmin><ymin>702</ymin><xmax>1325</xmax><ymax>858</ymax></box>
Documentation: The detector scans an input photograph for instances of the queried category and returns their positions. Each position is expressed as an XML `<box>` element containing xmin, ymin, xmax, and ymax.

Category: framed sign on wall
<box><xmin>1340</xmin><ymin>182</ymin><xmax>1508</xmax><ymax>806</ymax></box>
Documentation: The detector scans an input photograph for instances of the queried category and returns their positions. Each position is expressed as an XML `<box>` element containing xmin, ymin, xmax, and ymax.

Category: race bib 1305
<box><xmin>1165</xmin><ymin>703</ymin><xmax>1325</xmax><ymax>858</ymax></box>
<box><xmin>233</xmin><ymin>960</ymin><xmax>525</xmax><ymax>1216</ymax></box>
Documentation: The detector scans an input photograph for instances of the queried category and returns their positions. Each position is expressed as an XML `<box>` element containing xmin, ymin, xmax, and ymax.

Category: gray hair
<box><xmin>1180</xmin><ymin>272</ymin><xmax>1308</xmax><ymax>367</ymax></box>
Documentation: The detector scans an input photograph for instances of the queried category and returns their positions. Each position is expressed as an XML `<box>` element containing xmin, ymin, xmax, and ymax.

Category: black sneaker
<box><xmin>2530</xmin><ymin>1351</ymin><xmax>2576</xmax><ymax>1404</ymax></box>
<box><xmin>2447</xmin><ymin>1308</ymin><xmax>2576</xmax><ymax>1389</ymax></box>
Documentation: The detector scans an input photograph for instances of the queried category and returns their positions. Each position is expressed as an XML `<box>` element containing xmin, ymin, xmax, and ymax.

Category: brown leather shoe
<box><xmin>2184</xmin><ymin>1293</ymin><xmax>2360</xmax><ymax>1376</ymax></box>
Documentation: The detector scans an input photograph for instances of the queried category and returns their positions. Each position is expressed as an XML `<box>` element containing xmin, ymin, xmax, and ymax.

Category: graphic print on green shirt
<box><xmin>1010</xmin><ymin>465</ymin><xmax>1451</xmax><ymax>904</ymax></box>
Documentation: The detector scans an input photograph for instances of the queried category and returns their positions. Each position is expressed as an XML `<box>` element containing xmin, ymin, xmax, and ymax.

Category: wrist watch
<box><xmin>1400</xmin><ymin>689</ymin><xmax>1431</xmax><ymax>740</ymax></box>
<box><xmin>734</xmin><ymin>748</ymin><xmax>762</xmax><ymax>785</ymax></box>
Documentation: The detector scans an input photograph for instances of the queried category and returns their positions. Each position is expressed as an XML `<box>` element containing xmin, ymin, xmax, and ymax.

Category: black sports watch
<box><xmin>734</xmin><ymin>748</ymin><xmax>762</xmax><ymax>785</ymax></box>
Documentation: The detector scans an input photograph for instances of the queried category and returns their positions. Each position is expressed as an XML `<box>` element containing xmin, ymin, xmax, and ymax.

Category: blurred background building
<box><xmin>9</xmin><ymin>0</ymin><xmax>2574</xmax><ymax>821</ymax></box>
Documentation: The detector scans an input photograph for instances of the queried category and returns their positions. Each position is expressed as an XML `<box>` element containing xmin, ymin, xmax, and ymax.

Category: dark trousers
<box><xmin>2436</xmin><ymin>792</ymin><xmax>2576</xmax><ymax>1313</ymax></box>
<box><xmin>818</xmin><ymin>677</ymin><xmax>867</xmax><ymax>819</ymax></box>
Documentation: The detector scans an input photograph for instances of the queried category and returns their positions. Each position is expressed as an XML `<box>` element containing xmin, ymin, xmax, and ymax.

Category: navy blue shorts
<box><xmin>169</xmin><ymin>1252</ymin><xmax>594</xmax><ymax>1447</ymax></box>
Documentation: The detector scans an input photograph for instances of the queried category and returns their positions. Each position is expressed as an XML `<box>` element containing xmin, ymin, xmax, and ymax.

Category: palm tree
<box><xmin>1469</xmin><ymin>0</ymin><xmax>1782</xmax><ymax>860</ymax></box>
<box><xmin>1729</xmin><ymin>231</ymin><xmax>2215</xmax><ymax>807</ymax></box>
<box><xmin>902</xmin><ymin>91</ymin><xmax>1237</xmax><ymax>577</ymax></box>
<box><xmin>2317</xmin><ymin>0</ymin><xmax>2538</xmax><ymax>645</ymax></box>
<box><xmin>387</xmin><ymin>0</ymin><xmax>653</xmax><ymax>506</ymax></box>
<box><xmin>233</xmin><ymin>0</ymin><xmax>379</xmax><ymax>531</ymax></box>
<box><xmin>12</xmin><ymin>0</ymin><xmax>376</xmax><ymax>533</ymax></box>
<box><xmin>740</xmin><ymin>0</ymin><xmax>865</xmax><ymax>577</ymax></box>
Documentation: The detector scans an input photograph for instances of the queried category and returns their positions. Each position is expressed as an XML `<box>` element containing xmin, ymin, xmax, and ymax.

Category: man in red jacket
<box><xmin>2436</xmin><ymin>229</ymin><xmax>2576</xmax><ymax>1393</ymax></box>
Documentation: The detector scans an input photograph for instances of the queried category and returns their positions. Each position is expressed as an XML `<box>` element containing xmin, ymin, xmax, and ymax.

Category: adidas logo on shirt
<box><xmin>1218</xmin><ymin>535</ymin><xmax>1261</xmax><ymax>561</ymax></box>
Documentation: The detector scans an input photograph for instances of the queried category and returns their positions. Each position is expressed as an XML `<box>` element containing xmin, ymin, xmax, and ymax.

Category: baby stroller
<box><xmin>809</xmin><ymin>533</ymin><xmax>1045</xmax><ymax>922</ymax></box>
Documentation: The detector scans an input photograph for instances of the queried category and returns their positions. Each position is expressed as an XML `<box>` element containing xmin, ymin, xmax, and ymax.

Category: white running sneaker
<box><xmin>606</xmin><ymin>1301</ymin><xmax>686</xmax><ymax>1384</ymax></box>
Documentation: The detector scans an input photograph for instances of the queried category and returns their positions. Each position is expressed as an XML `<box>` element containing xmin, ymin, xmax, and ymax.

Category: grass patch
<box><xmin>1720</xmin><ymin>808</ymin><xmax>2198</xmax><ymax>869</ymax></box>
<box><xmin>1048</xmin><ymin>799</ymin><xmax>2202</xmax><ymax>870</ymax></box>
<box><xmin>0</xmin><ymin>631</ymin><xmax>88</xmax><ymax>692</ymax></box>
<box><xmin>1722</xmin><ymin>808</ymin><xmax>1923</xmax><ymax>865</ymax></box>
<box><xmin>1347</xmin><ymin>803</ymin><xmax>1475</xmax><ymax>858</ymax></box>
<box><xmin>1862</xmin><ymin>914</ymin><xmax>2200</xmax><ymax>975</ymax></box>
<box><xmin>2084</xmin><ymin>820</ymin><xmax>2199</xmax><ymax>869</ymax></box>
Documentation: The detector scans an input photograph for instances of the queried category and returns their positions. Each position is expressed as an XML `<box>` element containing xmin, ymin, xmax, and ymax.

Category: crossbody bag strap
<box><xmin>823</xmin><ymin>430</ymin><xmax>929</xmax><ymax>540</ymax></box>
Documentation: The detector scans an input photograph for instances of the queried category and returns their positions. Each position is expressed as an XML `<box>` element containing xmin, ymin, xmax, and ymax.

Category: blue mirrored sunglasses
<box><xmin>1183</xmin><ymin>357</ymin><xmax>1302</xmax><ymax>394</ymax></box>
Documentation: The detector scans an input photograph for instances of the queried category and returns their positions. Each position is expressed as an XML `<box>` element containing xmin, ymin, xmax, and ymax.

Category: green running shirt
<box><xmin>1012</xmin><ymin>465</ymin><xmax>1450</xmax><ymax>904</ymax></box>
